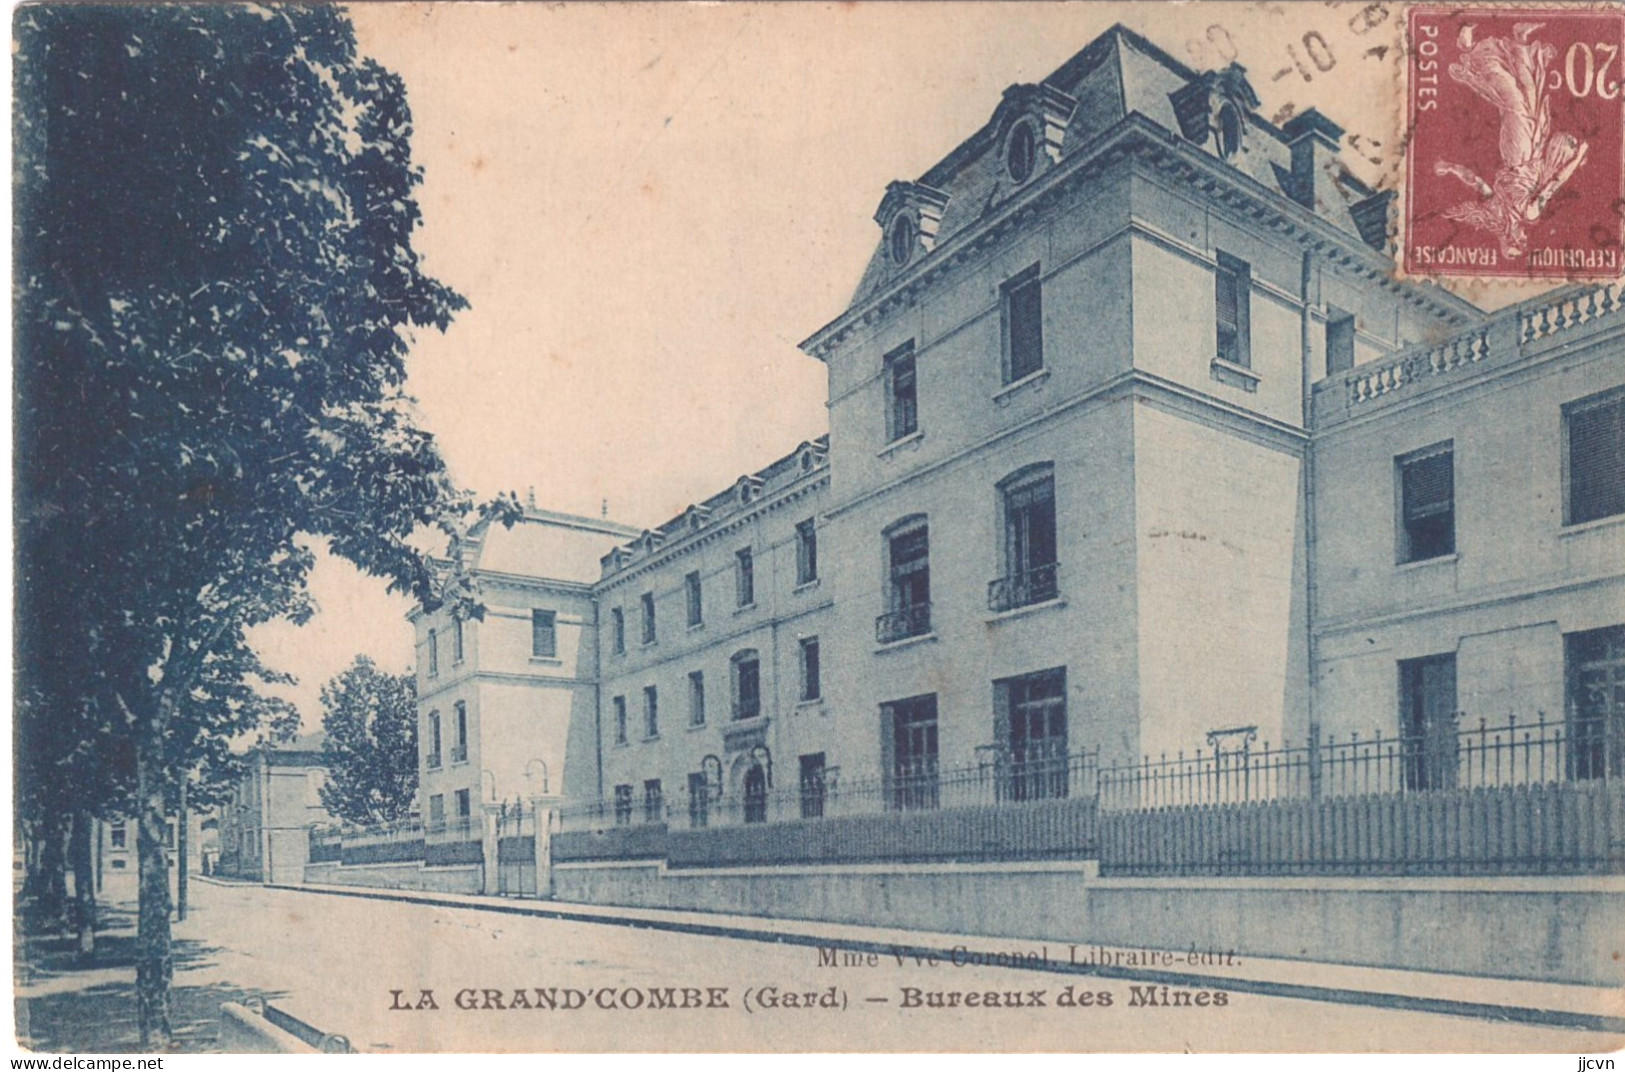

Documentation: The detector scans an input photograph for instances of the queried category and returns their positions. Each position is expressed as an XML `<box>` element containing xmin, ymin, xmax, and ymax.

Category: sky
<box><xmin>248</xmin><ymin>2</ymin><xmax>1517</xmax><ymax>727</ymax></box>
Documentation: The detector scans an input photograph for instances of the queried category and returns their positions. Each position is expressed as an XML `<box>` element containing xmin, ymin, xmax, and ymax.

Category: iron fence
<box><xmin>553</xmin><ymin>710</ymin><xmax>1623</xmax><ymax>875</ymax></box>
<box><xmin>558</xmin><ymin>746</ymin><xmax>1102</xmax><ymax>835</ymax></box>
<box><xmin>1096</xmin><ymin>712</ymin><xmax>1622</xmax><ymax>811</ymax></box>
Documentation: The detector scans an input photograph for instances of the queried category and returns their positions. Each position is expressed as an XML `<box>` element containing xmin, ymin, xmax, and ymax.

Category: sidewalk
<box><xmin>268</xmin><ymin>878</ymin><xmax>1625</xmax><ymax>1035</ymax></box>
<box><xmin>13</xmin><ymin>895</ymin><xmax>287</xmax><ymax>1053</ymax></box>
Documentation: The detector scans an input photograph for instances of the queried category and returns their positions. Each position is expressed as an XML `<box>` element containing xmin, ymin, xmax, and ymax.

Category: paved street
<box><xmin>18</xmin><ymin>878</ymin><xmax>1624</xmax><ymax>1053</ymax></box>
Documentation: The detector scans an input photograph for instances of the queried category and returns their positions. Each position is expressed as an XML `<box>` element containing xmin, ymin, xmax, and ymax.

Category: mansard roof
<box><xmin>599</xmin><ymin>434</ymin><xmax>830</xmax><ymax>580</ymax></box>
<box><xmin>838</xmin><ymin>24</ymin><xmax>1404</xmax><ymax>313</ymax></box>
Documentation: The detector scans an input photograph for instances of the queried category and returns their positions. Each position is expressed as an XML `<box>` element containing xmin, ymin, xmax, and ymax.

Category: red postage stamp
<box><xmin>1405</xmin><ymin>6</ymin><xmax>1625</xmax><ymax>279</ymax></box>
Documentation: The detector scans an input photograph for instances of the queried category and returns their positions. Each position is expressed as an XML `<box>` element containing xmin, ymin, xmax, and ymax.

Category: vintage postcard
<box><xmin>10</xmin><ymin>0</ymin><xmax>1625</xmax><ymax>1058</ymax></box>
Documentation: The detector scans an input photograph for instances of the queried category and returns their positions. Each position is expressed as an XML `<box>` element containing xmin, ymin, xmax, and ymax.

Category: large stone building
<box><xmin>415</xmin><ymin>25</ymin><xmax>1624</xmax><ymax>835</ymax></box>
<box><xmin>409</xmin><ymin>505</ymin><xmax>641</xmax><ymax>821</ymax></box>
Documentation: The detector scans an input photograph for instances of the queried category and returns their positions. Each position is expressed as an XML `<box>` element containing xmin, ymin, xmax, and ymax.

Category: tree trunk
<box><xmin>176</xmin><ymin>779</ymin><xmax>188</xmax><ymax>922</ymax></box>
<box><xmin>135</xmin><ymin>707</ymin><xmax>173</xmax><ymax>1048</ymax></box>
<box><xmin>70</xmin><ymin>811</ymin><xmax>97</xmax><ymax>957</ymax></box>
<box><xmin>28</xmin><ymin>811</ymin><xmax>70</xmax><ymax>929</ymax></box>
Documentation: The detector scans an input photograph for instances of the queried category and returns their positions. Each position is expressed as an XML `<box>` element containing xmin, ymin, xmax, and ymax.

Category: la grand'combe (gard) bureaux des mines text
<box><xmin>386</xmin><ymin>943</ymin><xmax>1241</xmax><ymax>1013</ymax></box>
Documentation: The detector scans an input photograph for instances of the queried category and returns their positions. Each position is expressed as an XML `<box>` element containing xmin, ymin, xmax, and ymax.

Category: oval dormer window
<box><xmin>1216</xmin><ymin>103</ymin><xmax>1243</xmax><ymax>159</ymax></box>
<box><xmin>889</xmin><ymin>213</ymin><xmax>915</xmax><ymax>267</ymax></box>
<box><xmin>1006</xmin><ymin>121</ymin><xmax>1036</xmax><ymax>184</ymax></box>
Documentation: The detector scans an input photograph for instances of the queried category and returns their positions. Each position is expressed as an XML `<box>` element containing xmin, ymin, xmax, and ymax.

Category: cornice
<box><xmin>596</xmin><ymin>471</ymin><xmax>830</xmax><ymax>594</ymax></box>
<box><xmin>822</xmin><ymin>368</ymin><xmax>1305</xmax><ymax>522</ymax></box>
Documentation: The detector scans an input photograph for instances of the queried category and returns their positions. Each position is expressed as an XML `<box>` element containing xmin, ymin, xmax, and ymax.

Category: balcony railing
<box><xmin>876</xmin><ymin>602</ymin><xmax>932</xmax><ymax>644</ymax></box>
<box><xmin>1325</xmin><ymin>281</ymin><xmax>1621</xmax><ymax>416</ymax></box>
<box><xmin>450</xmin><ymin>744</ymin><xmax>468</xmax><ymax>764</ymax></box>
<box><xmin>426</xmin><ymin>753</ymin><xmax>442</xmax><ymax>770</ymax></box>
<box><xmin>988</xmin><ymin>562</ymin><xmax>1059</xmax><ymax>612</ymax></box>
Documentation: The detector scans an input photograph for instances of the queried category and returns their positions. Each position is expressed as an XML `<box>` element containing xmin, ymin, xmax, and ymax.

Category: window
<box><xmin>732</xmin><ymin>649</ymin><xmax>761</xmax><ymax>721</ymax></box>
<box><xmin>1002</xmin><ymin>265</ymin><xmax>1044</xmax><ymax>383</ymax></box>
<box><xmin>427</xmin><ymin>710</ymin><xmax>442</xmax><ymax>768</ymax></box>
<box><xmin>110</xmin><ymin>823</ymin><xmax>127</xmax><ymax>850</ymax></box>
<box><xmin>529</xmin><ymin>609</ymin><xmax>557</xmax><ymax>659</ymax></box>
<box><xmin>110</xmin><ymin>858</ymin><xmax>126</xmax><ymax>870</ymax></box>
<box><xmin>1214</xmin><ymin>252</ymin><xmax>1251</xmax><ymax>367</ymax></box>
<box><xmin>688</xmin><ymin>670</ymin><xmax>706</xmax><ymax>727</ymax></box>
<box><xmin>611</xmin><ymin>608</ymin><xmax>626</xmax><ymax>655</ymax></box>
<box><xmin>685</xmin><ymin>571</ymin><xmax>703</xmax><ymax>626</ymax></box>
<box><xmin>1326</xmin><ymin>308</ymin><xmax>1356</xmax><ymax>375</ymax></box>
<box><xmin>885</xmin><ymin>695</ymin><xmax>939</xmax><ymax>811</ymax></box>
<box><xmin>878</xmin><ymin>519</ymin><xmax>931</xmax><ymax>643</ymax></box>
<box><xmin>454</xmin><ymin>788</ymin><xmax>471</xmax><ymax>826</ymax></box>
<box><xmin>452</xmin><ymin>617</ymin><xmax>465</xmax><ymax>664</ymax></box>
<box><xmin>1006</xmin><ymin>121</ymin><xmax>1036</xmax><ymax>183</ymax></box>
<box><xmin>1566</xmin><ymin>625</ymin><xmax>1625</xmax><ymax>780</ymax></box>
<box><xmin>427</xmin><ymin>628</ymin><xmax>439</xmax><ymax>677</ymax></box>
<box><xmin>884</xmin><ymin>341</ymin><xmax>919</xmax><ymax>442</ymax></box>
<box><xmin>1216</xmin><ymin>102</ymin><xmax>1243</xmax><ymax>158</ymax></box>
<box><xmin>452</xmin><ymin>701</ymin><xmax>469</xmax><ymax>763</ymax></box>
<box><xmin>643</xmin><ymin>779</ymin><xmax>664</xmax><ymax>824</ymax></box>
<box><xmin>1399</xmin><ymin>654</ymin><xmax>1458</xmax><ymax>790</ymax></box>
<box><xmin>613</xmin><ymin>785</ymin><xmax>633</xmax><ymax>826</ymax></box>
<box><xmin>1398</xmin><ymin>444</ymin><xmax>1455</xmax><ymax>562</ymax></box>
<box><xmin>1565</xmin><ymin>389</ymin><xmax>1625</xmax><ymax>526</ymax></box>
<box><xmin>643</xmin><ymin>685</ymin><xmax>659</xmax><ymax>739</ymax></box>
<box><xmin>889</xmin><ymin>213</ymin><xmax>914</xmax><ymax>266</ymax></box>
<box><xmin>735</xmin><ymin>548</ymin><xmax>755</xmax><ymax>607</ymax></box>
<box><xmin>799</xmin><ymin>637</ymin><xmax>822</xmax><ymax>702</ymax></box>
<box><xmin>612</xmin><ymin>696</ymin><xmax>628</xmax><ymax>746</ymax></box>
<box><xmin>640</xmin><ymin>592</ymin><xmax>657</xmax><ymax>644</ymax></box>
<box><xmin>992</xmin><ymin>466</ymin><xmax>1058</xmax><ymax>611</ymax></box>
<box><xmin>428</xmin><ymin>794</ymin><xmax>445</xmax><ymax>828</ymax></box>
<box><xmin>799</xmin><ymin>753</ymin><xmax>827</xmax><ymax>820</ymax></box>
<box><xmin>796</xmin><ymin>519</ymin><xmax>819</xmax><ymax>586</ymax></box>
<box><xmin>688</xmin><ymin>771</ymin><xmax>710</xmax><ymax>828</ymax></box>
<box><xmin>994</xmin><ymin>668</ymin><xmax>1069</xmax><ymax>800</ymax></box>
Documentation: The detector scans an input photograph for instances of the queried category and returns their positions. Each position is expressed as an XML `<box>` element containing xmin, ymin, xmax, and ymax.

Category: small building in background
<box><xmin>215</xmin><ymin>733</ymin><xmax>334</xmax><ymax>884</ymax></box>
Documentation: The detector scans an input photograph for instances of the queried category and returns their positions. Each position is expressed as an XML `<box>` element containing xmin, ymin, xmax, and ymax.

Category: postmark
<box><xmin>1405</xmin><ymin>6</ymin><xmax>1625</xmax><ymax>279</ymax></box>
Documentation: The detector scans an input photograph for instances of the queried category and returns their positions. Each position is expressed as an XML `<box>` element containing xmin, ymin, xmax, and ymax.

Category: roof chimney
<box><xmin>1281</xmin><ymin>108</ymin><xmax>1344</xmax><ymax>213</ymax></box>
<box><xmin>526</xmin><ymin>486</ymin><xmax>536</xmax><ymax>510</ymax></box>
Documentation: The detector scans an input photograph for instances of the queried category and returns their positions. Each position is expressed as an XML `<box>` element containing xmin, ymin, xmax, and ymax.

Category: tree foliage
<box><xmin>14</xmin><ymin>4</ymin><xmax>470</xmax><ymax>1043</ymax></box>
<box><xmin>318</xmin><ymin>656</ymin><xmax>419</xmax><ymax>827</ymax></box>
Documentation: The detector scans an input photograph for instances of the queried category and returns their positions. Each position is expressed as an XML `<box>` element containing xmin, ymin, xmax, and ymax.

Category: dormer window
<box><xmin>889</xmin><ymin>213</ymin><xmax>916</xmax><ymax>266</ymax></box>
<box><xmin>1005</xmin><ymin>121</ymin><xmax>1036</xmax><ymax>184</ymax></box>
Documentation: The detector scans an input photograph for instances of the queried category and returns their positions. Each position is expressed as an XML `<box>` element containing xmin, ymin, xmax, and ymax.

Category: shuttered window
<box><xmin>1566</xmin><ymin>390</ymin><xmax>1625</xmax><ymax>526</ymax></box>
<box><xmin>885</xmin><ymin>342</ymin><xmax>918</xmax><ymax>442</ymax></box>
<box><xmin>531</xmin><ymin>609</ymin><xmax>557</xmax><ymax>658</ymax></box>
<box><xmin>1399</xmin><ymin>444</ymin><xmax>1454</xmax><ymax>562</ymax></box>
<box><xmin>1215</xmin><ymin>253</ymin><xmax>1251</xmax><ymax>367</ymax></box>
<box><xmin>1002</xmin><ymin>266</ymin><xmax>1044</xmax><ymax>383</ymax></box>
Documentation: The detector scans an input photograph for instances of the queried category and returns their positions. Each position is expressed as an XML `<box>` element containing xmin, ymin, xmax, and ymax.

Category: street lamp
<box><xmin>481</xmin><ymin>769</ymin><xmax>498</xmax><ymax>804</ymax></box>
<box><xmin>524</xmin><ymin>758</ymin><xmax>550</xmax><ymax>798</ymax></box>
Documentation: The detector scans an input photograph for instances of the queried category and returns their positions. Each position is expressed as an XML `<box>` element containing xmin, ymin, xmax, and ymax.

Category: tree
<box><xmin>14</xmin><ymin>6</ymin><xmax>479</xmax><ymax>1045</ymax></box>
<box><xmin>318</xmin><ymin>657</ymin><xmax>419</xmax><ymax>827</ymax></box>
